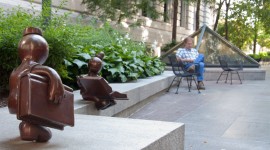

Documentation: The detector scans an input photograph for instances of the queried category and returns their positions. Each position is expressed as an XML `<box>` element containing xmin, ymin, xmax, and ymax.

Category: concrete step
<box><xmin>0</xmin><ymin>71</ymin><xmax>184</xmax><ymax>150</ymax></box>
<box><xmin>74</xmin><ymin>71</ymin><xmax>175</xmax><ymax>117</ymax></box>
<box><xmin>0</xmin><ymin>108</ymin><xmax>184</xmax><ymax>150</ymax></box>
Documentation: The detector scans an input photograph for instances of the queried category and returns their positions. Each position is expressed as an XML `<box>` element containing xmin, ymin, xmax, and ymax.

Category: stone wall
<box><xmin>28</xmin><ymin>0</ymin><xmax>215</xmax><ymax>48</ymax></box>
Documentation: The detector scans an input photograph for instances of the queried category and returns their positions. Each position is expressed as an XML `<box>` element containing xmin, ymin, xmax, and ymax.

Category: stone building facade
<box><xmin>31</xmin><ymin>0</ymin><xmax>215</xmax><ymax>52</ymax></box>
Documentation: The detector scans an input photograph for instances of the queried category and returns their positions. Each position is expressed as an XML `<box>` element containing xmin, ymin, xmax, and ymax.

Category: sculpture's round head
<box><xmin>18</xmin><ymin>27</ymin><xmax>49</xmax><ymax>64</ymax></box>
<box><xmin>88</xmin><ymin>56</ymin><xmax>103</xmax><ymax>76</ymax></box>
<box><xmin>96</xmin><ymin>52</ymin><xmax>105</xmax><ymax>60</ymax></box>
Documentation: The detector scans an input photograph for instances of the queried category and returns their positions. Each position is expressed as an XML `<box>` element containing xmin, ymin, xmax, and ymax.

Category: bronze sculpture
<box><xmin>8</xmin><ymin>27</ymin><xmax>74</xmax><ymax>142</ymax></box>
<box><xmin>77</xmin><ymin>52</ymin><xmax>128</xmax><ymax>110</ymax></box>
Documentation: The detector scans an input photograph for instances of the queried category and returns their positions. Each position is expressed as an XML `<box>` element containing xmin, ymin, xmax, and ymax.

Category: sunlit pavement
<box><xmin>130</xmin><ymin>66</ymin><xmax>270</xmax><ymax>150</ymax></box>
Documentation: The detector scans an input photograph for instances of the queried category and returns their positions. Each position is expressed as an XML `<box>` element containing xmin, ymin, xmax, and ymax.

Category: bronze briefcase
<box><xmin>18</xmin><ymin>73</ymin><xmax>74</xmax><ymax>130</ymax></box>
<box><xmin>78</xmin><ymin>76</ymin><xmax>128</xmax><ymax>100</ymax></box>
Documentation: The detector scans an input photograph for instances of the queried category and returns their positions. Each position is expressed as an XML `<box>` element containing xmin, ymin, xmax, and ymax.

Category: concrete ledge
<box><xmin>165</xmin><ymin>66</ymin><xmax>266</xmax><ymax>81</ymax></box>
<box><xmin>0</xmin><ymin>108</ymin><xmax>184</xmax><ymax>150</ymax></box>
<box><xmin>204</xmin><ymin>68</ymin><xmax>266</xmax><ymax>81</ymax></box>
<box><xmin>74</xmin><ymin>71</ymin><xmax>175</xmax><ymax>116</ymax></box>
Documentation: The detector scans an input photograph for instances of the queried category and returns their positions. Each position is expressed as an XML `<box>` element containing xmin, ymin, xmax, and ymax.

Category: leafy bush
<box><xmin>85</xmin><ymin>44</ymin><xmax>164</xmax><ymax>83</ymax></box>
<box><xmin>0</xmin><ymin>7</ymin><xmax>77</xmax><ymax>91</ymax></box>
<box><xmin>261</xmin><ymin>55</ymin><xmax>270</xmax><ymax>62</ymax></box>
<box><xmin>0</xmin><ymin>8</ymin><xmax>42</xmax><ymax>93</ymax></box>
<box><xmin>248</xmin><ymin>54</ymin><xmax>261</xmax><ymax>62</ymax></box>
<box><xmin>66</xmin><ymin>22</ymin><xmax>165</xmax><ymax>86</ymax></box>
<box><xmin>0</xmin><ymin>6</ymin><xmax>165</xmax><ymax>93</ymax></box>
<box><xmin>43</xmin><ymin>21</ymin><xmax>78</xmax><ymax>79</ymax></box>
<box><xmin>248</xmin><ymin>52</ymin><xmax>270</xmax><ymax>62</ymax></box>
<box><xmin>260</xmin><ymin>52</ymin><xmax>270</xmax><ymax>62</ymax></box>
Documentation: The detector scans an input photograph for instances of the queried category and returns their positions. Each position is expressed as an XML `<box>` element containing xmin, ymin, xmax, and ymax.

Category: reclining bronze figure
<box><xmin>77</xmin><ymin>52</ymin><xmax>128</xmax><ymax>110</ymax></box>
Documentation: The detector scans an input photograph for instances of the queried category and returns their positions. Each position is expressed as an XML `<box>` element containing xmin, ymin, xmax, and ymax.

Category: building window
<box><xmin>142</xmin><ymin>5</ymin><xmax>148</xmax><ymax>17</ymax></box>
<box><xmin>163</xmin><ymin>1</ymin><xmax>169</xmax><ymax>22</ymax></box>
<box><xmin>142</xmin><ymin>1</ymin><xmax>156</xmax><ymax>18</ymax></box>
<box><xmin>180</xmin><ymin>0</ymin><xmax>189</xmax><ymax>28</ymax></box>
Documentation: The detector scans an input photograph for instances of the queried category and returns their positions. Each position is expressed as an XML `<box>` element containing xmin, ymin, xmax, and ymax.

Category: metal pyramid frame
<box><xmin>161</xmin><ymin>25</ymin><xmax>259</xmax><ymax>68</ymax></box>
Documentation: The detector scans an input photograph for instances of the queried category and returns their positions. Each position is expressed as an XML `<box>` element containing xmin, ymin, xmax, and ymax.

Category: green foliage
<box><xmin>60</xmin><ymin>18</ymin><xmax>165</xmax><ymax>86</ymax></box>
<box><xmin>0</xmin><ymin>6</ymin><xmax>78</xmax><ymax>91</ymax></box>
<box><xmin>248</xmin><ymin>54</ymin><xmax>260</xmax><ymax>62</ymax></box>
<box><xmin>43</xmin><ymin>23</ymin><xmax>77</xmax><ymax>79</ymax></box>
<box><xmin>257</xmin><ymin>32</ymin><xmax>270</xmax><ymax>48</ymax></box>
<box><xmin>81</xmin><ymin>0</ymin><xmax>166</xmax><ymax>22</ymax></box>
<box><xmin>217</xmin><ymin>20</ymin><xmax>253</xmax><ymax>50</ymax></box>
<box><xmin>41</xmin><ymin>0</ymin><xmax>52</xmax><ymax>26</ymax></box>
<box><xmin>68</xmin><ymin>23</ymin><xmax>165</xmax><ymax>84</ymax></box>
<box><xmin>0</xmin><ymin>4</ymin><xmax>165</xmax><ymax>92</ymax></box>
<box><xmin>217</xmin><ymin>0</ymin><xmax>270</xmax><ymax>53</ymax></box>
<box><xmin>0</xmin><ymin>7</ymin><xmax>42</xmax><ymax>92</ymax></box>
<box><xmin>259</xmin><ymin>1</ymin><xmax>270</xmax><ymax>34</ymax></box>
<box><xmin>248</xmin><ymin>52</ymin><xmax>270</xmax><ymax>62</ymax></box>
<box><xmin>86</xmin><ymin>44</ymin><xmax>165</xmax><ymax>83</ymax></box>
<box><xmin>261</xmin><ymin>55</ymin><xmax>270</xmax><ymax>62</ymax></box>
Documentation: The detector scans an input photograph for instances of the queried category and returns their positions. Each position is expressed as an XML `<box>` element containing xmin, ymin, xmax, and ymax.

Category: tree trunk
<box><xmin>224</xmin><ymin>0</ymin><xmax>231</xmax><ymax>40</ymax></box>
<box><xmin>196</xmin><ymin>0</ymin><xmax>201</xmax><ymax>30</ymax></box>
<box><xmin>214</xmin><ymin>0</ymin><xmax>225</xmax><ymax>31</ymax></box>
<box><xmin>253</xmin><ymin>19</ymin><xmax>258</xmax><ymax>54</ymax></box>
<box><xmin>172</xmin><ymin>0</ymin><xmax>178</xmax><ymax>42</ymax></box>
<box><xmin>253</xmin><ymin>33</ymin><xmax>257</xmax><ymax>54</ymax></box>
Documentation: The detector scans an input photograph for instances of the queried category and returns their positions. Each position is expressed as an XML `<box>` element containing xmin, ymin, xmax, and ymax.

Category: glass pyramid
<box><xmin>161</xmin><ymin>25</ymin><xmax>260</xmax><ymax>68</ymax></box>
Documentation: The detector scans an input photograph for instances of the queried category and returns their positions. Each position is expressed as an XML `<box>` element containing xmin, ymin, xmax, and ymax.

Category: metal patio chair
<box><xmin>216</xmin><ymin>55</ymin><xmax>243</xmax><ymax>84</ymax></box>
<box><xmin>167</xmin><ymin>54</ymin><xmax>200</xmax><ymax>94</ymax></box>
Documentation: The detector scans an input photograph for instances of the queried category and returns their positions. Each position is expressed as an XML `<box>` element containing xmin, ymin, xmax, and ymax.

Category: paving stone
<box><xmin>130</xmin><ymin>66</ymin><xmax>270</xmax><ymax>149</ymax></box>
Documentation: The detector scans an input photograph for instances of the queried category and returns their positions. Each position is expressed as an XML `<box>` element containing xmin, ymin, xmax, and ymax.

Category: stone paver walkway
<box><xmin>129</xmin><ymin>66</ymin><xmax>270</xmax><ymax>150</ymax></box>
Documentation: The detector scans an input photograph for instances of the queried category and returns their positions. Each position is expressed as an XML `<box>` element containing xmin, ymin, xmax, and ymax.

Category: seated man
<box><xmin>176</xmin><ymin>37</ymin><xmax>205</xmax><ymax>90</ymax></box>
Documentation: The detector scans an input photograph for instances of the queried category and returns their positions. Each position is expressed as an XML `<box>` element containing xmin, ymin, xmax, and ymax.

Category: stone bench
<box><xmin>0</xmin><ymin>108</ymin><xmax>184</xmax><ymax>150</ymax></box>
<box><xmin>74</xmin><ymin>71</ymin><xmax>175</xmax><ymax>117</ymax></box>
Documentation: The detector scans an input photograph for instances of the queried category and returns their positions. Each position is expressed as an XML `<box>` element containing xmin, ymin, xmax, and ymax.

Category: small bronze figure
<box><xmin>77</xmin><ymin>52</ymin><xmax>128</xmax><ymax>110</ymax></box>
<box><xmin>8</xmin><ymin>27</ymin><xmax>74</xmax><ymax>142</ymax></box>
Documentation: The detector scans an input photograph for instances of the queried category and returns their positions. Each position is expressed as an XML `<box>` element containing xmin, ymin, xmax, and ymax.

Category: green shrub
<box><xmin>0</xmin><ymin>8</ymin><xmax>42</xmax><ymax>92</ymax></box>
<box><xmin>0</xmin><ymin>6</ymin><xmax>165</xmax><ymax>93</ymax></box>
<box><xmin>248</xmin><ymin>54</ymin><xmax>261</xmax><ymax>62</ymax></box>
<box><xmin>259</xmin><ymin>52</ymin><xmax>268</xmax><ymax>57</ymax></box>
<box><xmin>248</xmin><ymin>52</ymin><xmax>270</xmax><ymax>62</ymax></box>
<box><xmin>66</xmin><ymin>22</ymin><xmax>165</xmax><ymax>85</ymax></box>
<box><xmin>0</xmin><ymin>7</ymin><xmax>77</xmax><ymax>91</ymax></box>
<box><xmin>261</xmin><ymin>55</ymin><xmax>270</xmax><ymax>62</ymax></box>
<box><xmin>43</xmin><ymin>21</ymin><xmax>78</xmax><ymax>79</ymax></box>
<box><xmin>84</xmin><ymin>43</ymin><xmax>165</xmax><ymax>83</ymax></box>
